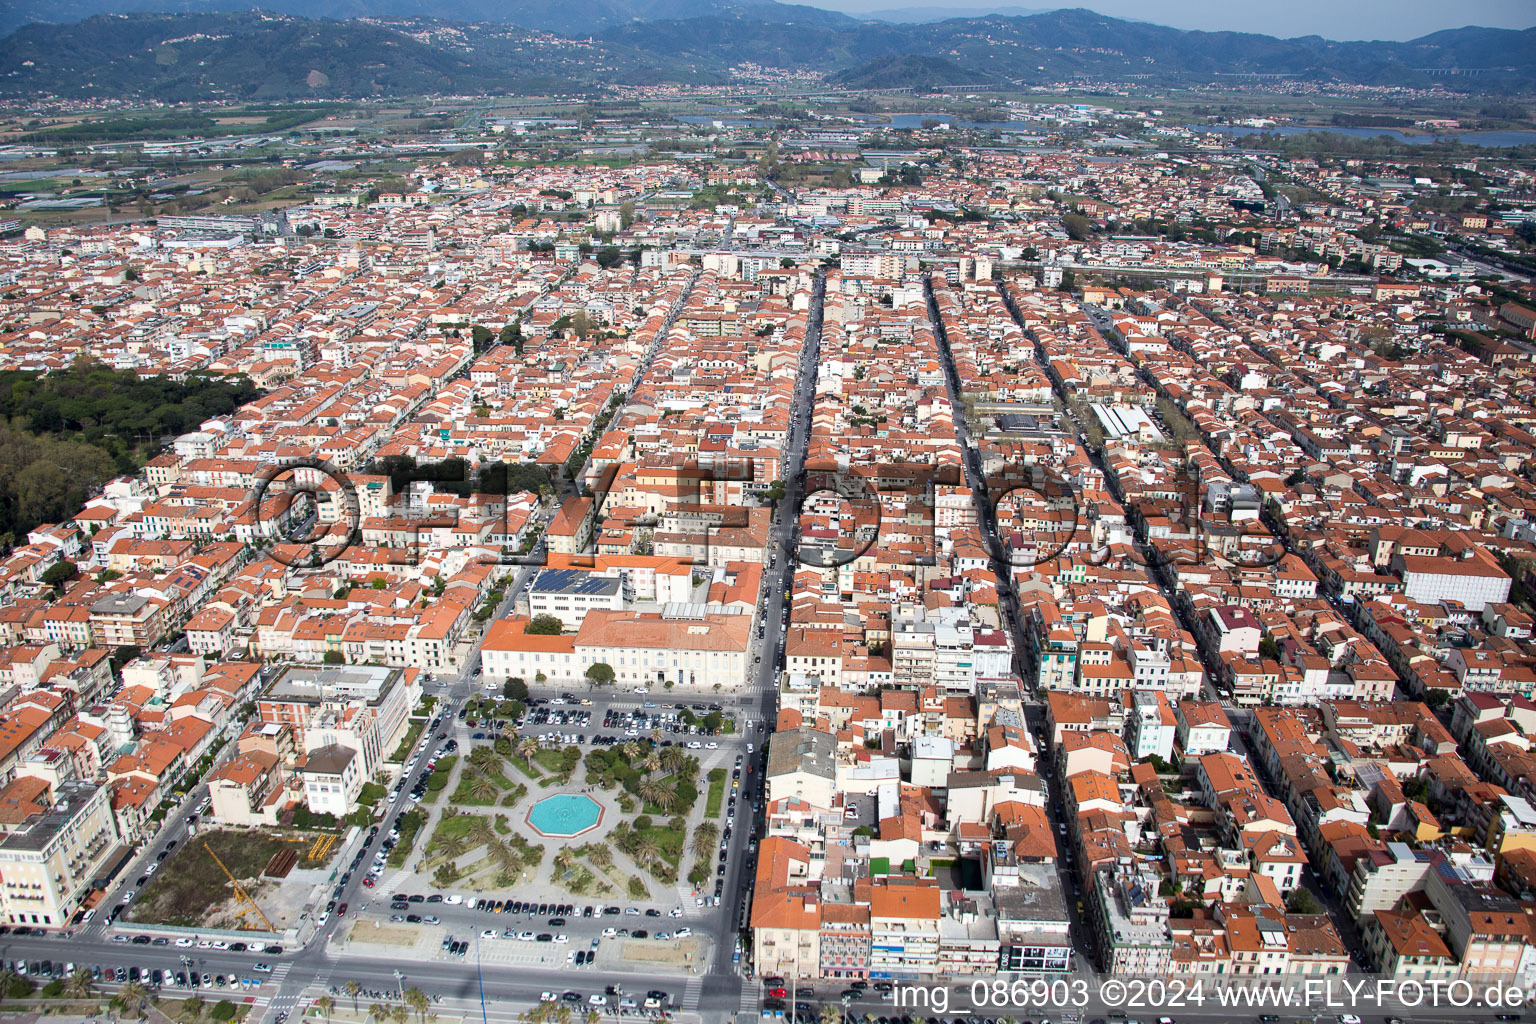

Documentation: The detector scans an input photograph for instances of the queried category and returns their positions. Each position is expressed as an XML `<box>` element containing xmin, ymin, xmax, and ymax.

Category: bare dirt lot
<box><xmin>126</xmin><ymin>827</ymin><xmax>344</xmax><ymax>931</ymax></box>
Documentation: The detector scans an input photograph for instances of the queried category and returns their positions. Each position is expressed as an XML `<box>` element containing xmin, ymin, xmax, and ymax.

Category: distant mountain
<box><xmin>595</xmin><ymin>8</ymin><xmax>1536</xmax><ymax>90</ymax></box>
<box><xmin>1</xmin><ymin>7</ymin><xmax>1531</xmax><ymax>100</ymax></box>
<box><xmin>0</xmin><ymin>0</ymin><xmax>858</xmax><ymax>36</ymax></box>
<box><xmin>0</xmin><ymin>12</ymin><xmax>584</xmax><ymax>99</ymax></box>
<box><xmin>857</xmin><ymin>5</ymin><xmax>1051</xmax><ymax>24</ymax></box>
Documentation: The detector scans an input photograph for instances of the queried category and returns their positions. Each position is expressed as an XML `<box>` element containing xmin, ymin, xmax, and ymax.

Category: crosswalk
<box><xmin>738</xmin><ymin>983</ymin><xmax>761</xmax><ymax>1019</ymax></box>
<box><xmin>679</xmin><ymin>975</ymin><xmax>702</xmax><ymax>1013</ymax></box>
<box><xmin>243</xmin><ymin>964</ymin><xmax>297</xmax><ymax>1024</ymax></box>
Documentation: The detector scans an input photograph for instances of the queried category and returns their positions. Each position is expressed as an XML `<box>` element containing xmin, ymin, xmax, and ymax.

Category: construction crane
<box><xmin>203</xmin><ymin>842</ymin><xmax>275</xmax><ymax>933</ymax></box>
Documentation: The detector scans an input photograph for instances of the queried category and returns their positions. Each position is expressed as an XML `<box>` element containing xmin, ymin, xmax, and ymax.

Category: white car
<box><xmin>705</xmin><ymin>742</ymin><xmax>718</xmax><ymax>749</ymax></box>
<box><xmin>667</xmin><ymin>907</ymin><xmax>683</xmax><ymax>918</ymax></box>
<box><xmin>675</xmin><ymin>927</ymin><xmax>692</xmax><ymax>937</ymax></box>
<box><xmin>444</xmin><ymin>894</ymin><xmax>463</xmax><ymax>905</ymax></box>
<box><xmin>175</xmin><ymin>938</ymin><xmax>194</xmax><ymax>948</ymax></box>
<box><xmin>554</xmin><ymin>935</ymin><xmax>569</xmax><ymax>944</ymax></box>
<box><xmin>481</xmin><ymin>929</ymin><xmax>498</xmax><ymax>939</ymax></box>
<box><xmin>602</xmin><ymin>927</ymin><xmax>617</xmax><ymax>938</ymax></box>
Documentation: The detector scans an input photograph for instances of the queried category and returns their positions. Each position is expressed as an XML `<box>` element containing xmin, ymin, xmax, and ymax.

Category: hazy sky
<box><xmin>796</xmin><ymin>0</ymin><xmax>1536</xmax><ymax>41</ymax></box>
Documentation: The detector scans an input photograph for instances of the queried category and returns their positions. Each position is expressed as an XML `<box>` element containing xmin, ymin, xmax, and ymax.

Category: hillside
<box><xmin>1</xmin><ymin>7</ymin><xmax>1531</xmax><ymax>100</ymax></box>
<box><xmin>0</xmin><ymin>12</ymin><xmax>589</xmax><ymax>98</ymax></box>
<box><xmin>0</xmin><ymin>0</ymin><xmax>859</xmax><ymax>35</ymax></box>
<box><xmin>833</xmin><ymin>54</ymin><xmax>992</xmax><ymax>90</ymax></box>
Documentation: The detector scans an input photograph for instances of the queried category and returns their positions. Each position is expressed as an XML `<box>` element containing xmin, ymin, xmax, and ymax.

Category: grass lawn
<box><xmin>389</xmin><ymin>718</ymin><xmax>426</xmax><ymax>762</ymax></box>
<box><xmin>532</xmin><ymin>748</ymin><xmax>577</xmax><ymax>779</ymax></box>
<box><xmin>449</xmin><ymin>760</ymin><xmax>515</xmax><ymax>805</ymax></box>
<box><xmin>428</xmin><ymin>813</ymin><xmax>481</xmax><ymax>848</ymax></box>
<box><xmin>387</xmin><ymin>809</ymin><xmax>429</xmax><ymax>868</ymax></box>
<box><xmin>633</xmin><ymin>823</ymin><xmax>685</xmax><ymax>870</ymax></box>
<box><xmin>509</xmin><ymin>757</ymin><xmax>544</xmax><ymax>782</ymax></box>
<box><xmin>705</xmin><ymin>768</ymin><xmax>726</xmax><ymax>818</ymax></box>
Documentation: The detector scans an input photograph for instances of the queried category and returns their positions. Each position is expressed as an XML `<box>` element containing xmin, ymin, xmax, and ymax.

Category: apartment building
<box><xmin>0</xmin><ymin>779</ymin><xmax>119</xmax><ymax>929</ymax></box>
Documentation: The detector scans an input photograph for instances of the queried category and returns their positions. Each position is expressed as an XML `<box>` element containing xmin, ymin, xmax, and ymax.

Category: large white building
<box><xmin>1394</xmin><ymin>551</ymin><xmax>1511</xmax><ymax>613</ymax></box>
<box><xmin>480</xmin><ymin>608</ymin><xmax>751</xmax><ymax>690</ymax></box>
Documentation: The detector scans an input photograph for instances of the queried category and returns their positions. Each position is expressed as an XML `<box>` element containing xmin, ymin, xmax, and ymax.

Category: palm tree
<box><xmin>650</xmin><ymin>786</ymin><xmax>678</xmax><ymax>814</ymax></box>
<box><xmin>488</xmin><ymin>838</ymin><xmax>518</xmax><ymax>873</ymax></box>
<box><xmin>620</xmin><ymin>741</ymin><xmax>641</xmax><ymax>762</ymax></box>
<box><xmin>404</xmin><ymin>987</ymin><xmax>429</xmax><ymax>1023</ymax></box>
<box><xmin>390</xmin><ymin>1005</ymin><xmax>409</xmax><ymax>1024</ymax></box>
<box><xmin>553</xmin><ymin>848</ymin><xmax>575</xmax><ymax>875</ymax></box>
<box><xmin>659</xmin><ymin>747</ymin><xmax>687</xmax><ymax>774</ymax></box>
<box><xmin>469</xmin><ymin>746</ymin><xmax>500</xmax><ymax>773</ymax></box>
<box><xmin>317</xmin><ymin>994</ymin><xmax>335</xmax><ymax>1024</ymax></box>
<box><xmin>464</xmin><ymin>816</ymin><xmax>497</xmax><ymax>850</ymax></box>
<box><xmin>436</xmin><ymin>834</ymin><xmax>468</xmax><ymax>860</ymax></box>
<box><xmin>636</xmin><ymin>777</ymin><xmax>668</xmax><ymax>808</ymax></box>
<box><xmin>587</xmin><ymin>844</ymin><xmax>612</xmax><ymax>868</ymax></box>
<box><xmin>64</xmin><ymin>968</ymin><xmax>93</xmax><ymax>1000</ymax></box>
<box><xmin>649</xmin><ymin>728</ymin><xmax>663</xmax><ymax>745</ymax></box>
<box><xmin>368</xmin><ymin>1003</ymin><xmax>388</xmax><ymax>1024</ymax></box>
<box><xmin>516</xmin><ymin>736</ymin><xmax>538</xmax><ymax>770</ymax></box>
<box><xmin>819</xmin><ymin>1005</ymin><xmax>842</xmax><ymax>1024</ymax></box>
<box><xmin>638</xmin><ymin>752</ymin><xmax>661</xmax><ymax>775</ymax></box>
<box><xmin>467</xmin><ymin>772</ymin><xmax>498</xmax><ymax>804</ymax></box>
<box><xmin>0</xmin><ymin>967</ymin><xmax>17</xmax><ymax>1003</ymax></box>
<box><xmin>632</xmin><ymin>835</ymin><xmax>662</xmax><ymax>868</ymax></box>
<box><xmin>345</xmin><ymin>981</ymin><xmax>361</xmax><ymax>1014</ymax></box>
<box><xmin>691</xmin><ymin>822</ymin><xmax>719</xmax><ymax>859</ymax></box>
<box><xmin>118</xmin><ymin>980</ymin><xmax>150</xmax><ymax>1018</ymax></box>
<box><xmin>585</xmin><ymin>1011</ymin><xmax>600</xmax><ymax>1024</ymax></box>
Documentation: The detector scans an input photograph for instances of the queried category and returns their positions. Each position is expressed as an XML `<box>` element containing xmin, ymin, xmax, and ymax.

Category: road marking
<box><xmin>680</xmin><ymin>975</ymin><xmax>702</xmax><ymax>1011</ymax></box>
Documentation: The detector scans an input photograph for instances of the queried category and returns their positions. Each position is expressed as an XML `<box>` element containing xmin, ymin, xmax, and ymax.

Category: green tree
<box><xmin>585</xmin><ymin>662</ymin><xmax>614</xmax><ymax>687</ymax></box>
<box><xmin>1286</xmin><ymin>887</ymin><xmax>1323</xmax><ymax>914</ymax></box>
<box><xmin>502</xmin><ymin>677</ymin><xmax>528</xmax><ymax>700</ymax></box>
<box><xmin>526</xmin><ymin>614</ymin><xmax>563</xmax><ymax>635</ymax></box>
<box><xmin>40</xmin><ymin>559</ymin><xmax>76</xmax><ymax>587</ymax></box>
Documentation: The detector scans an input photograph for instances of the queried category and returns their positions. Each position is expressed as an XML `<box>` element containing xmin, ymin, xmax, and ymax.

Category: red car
<box><xmin>767</xmin><ymin>988</ymin><xmax>786</xmax><ymax>999</ymax></box>
<box><xmin>338</xmin><ymin>903</ymin><xmax>349</xmax><ymax>916</ymax></box>
<box><xmin>362</xmin><ymin>878</ymin><xmax>375</xmax><ymax>888</ymax></box>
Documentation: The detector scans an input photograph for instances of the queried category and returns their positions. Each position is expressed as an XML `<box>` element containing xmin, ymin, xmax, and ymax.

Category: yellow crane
<box><xmin>203</xmin><ymin>842</ymin><xmax>275</xmax><ymax>932</ymax></box>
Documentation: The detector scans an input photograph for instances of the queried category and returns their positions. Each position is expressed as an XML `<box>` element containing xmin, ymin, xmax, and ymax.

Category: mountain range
<box><xmin>0</xmin><ymin>2</ymin><xmax>1531</xmax><ymax>101</ymax></box>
